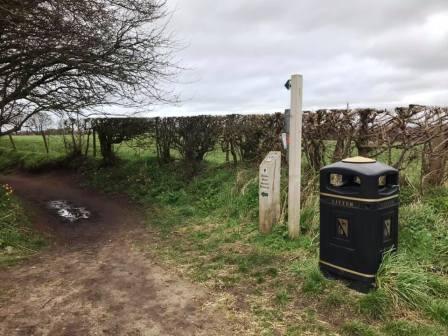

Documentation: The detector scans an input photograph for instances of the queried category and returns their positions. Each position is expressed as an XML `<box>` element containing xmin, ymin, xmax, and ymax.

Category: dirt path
<box><xmin>0</xmin><ymin>173</ymin><xmax>232</xmax><ymax>336</ymax></box>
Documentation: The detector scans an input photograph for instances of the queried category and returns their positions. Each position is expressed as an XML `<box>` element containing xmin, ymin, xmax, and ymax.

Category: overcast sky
<box><xmin>152</xmin><ymin>0</ymin><xmax>448</xmax><ymax>116</ymax></box>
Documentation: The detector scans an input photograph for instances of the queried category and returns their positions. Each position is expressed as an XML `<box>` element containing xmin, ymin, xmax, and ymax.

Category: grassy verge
<box><xmin>0</xmin><ymin>183</ymin><xmax>45</xmax><ymax>266</ymax></box>
<box><xmin>1</xmin><ymin>137</ymin><xmax>447</xmax><ymax>335</ymax></box>
<box><xmin>78</xmin><ymin>156</ymin><xmax>448</xmax><ymax>335</ymax></box>
<box><xmin>0</xmin><ymin>148</ymin><xmax>71</xmax><ymax>173</ymax></box>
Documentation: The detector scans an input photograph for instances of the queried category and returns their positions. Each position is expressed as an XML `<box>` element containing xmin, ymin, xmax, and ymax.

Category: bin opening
<box><xmin>336</xmin><ymin>218</ymin><xmax>350</xmax><ymax>240</ymax></box>
<box><xmin>329</xmin><ymin>173</ymin><xmax>361</xmax><ymax>188</ymax></box>
<box><xmin>378</xmin><ymin>174</ymin><xmax>399</xmax><ymax>190</ymax></box>
<box><xmin>383</xmin><ymin>218</ymin><xmax>392</xmax><ymax>242</ymax></box>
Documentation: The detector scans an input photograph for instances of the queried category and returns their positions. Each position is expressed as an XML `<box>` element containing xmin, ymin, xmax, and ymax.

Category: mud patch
<box><xmin>0</xmin><ymin>173</ymin><xmax>236</xmax><ymax>336</ymax></box>
<box><xmin>47</xmin><ymin>200</ymin><xmax>90</xmax><ymax>222</ymax></box>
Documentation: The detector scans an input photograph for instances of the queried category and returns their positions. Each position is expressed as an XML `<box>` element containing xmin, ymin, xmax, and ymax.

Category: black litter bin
<box><xmin>319</xmin><ymin>156</ymin><xmax>399</xmax><ymax>283</ymax></box>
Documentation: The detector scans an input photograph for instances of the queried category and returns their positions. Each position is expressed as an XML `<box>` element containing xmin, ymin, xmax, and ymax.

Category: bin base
<box><xmin>319</xmin><ymin>262</ymin><xmax>375</xmax><ymax>293</ymax></box>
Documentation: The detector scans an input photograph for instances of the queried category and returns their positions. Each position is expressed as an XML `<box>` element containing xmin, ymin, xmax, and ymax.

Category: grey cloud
<box><xmin>154</xmin><ymin>0</ymin><xmax>448</xmax><ymax>115</ymax></box>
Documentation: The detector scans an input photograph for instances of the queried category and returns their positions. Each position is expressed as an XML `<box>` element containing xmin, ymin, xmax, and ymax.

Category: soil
<box><xmin>0</xmin><ymin>172</ymin><xmax>233</xmax><ymax>336</ymax></box>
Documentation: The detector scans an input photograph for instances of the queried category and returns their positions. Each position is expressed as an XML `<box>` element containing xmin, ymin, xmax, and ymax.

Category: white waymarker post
<box><xmin>287</xmin><ymin>74</ymin><xmax>303</xmax><ymax>239</ymax></box>
<box><xmin>259</xmin><ymin>151</ymin><xmax>281</xmax><ymax>234</ymax></box>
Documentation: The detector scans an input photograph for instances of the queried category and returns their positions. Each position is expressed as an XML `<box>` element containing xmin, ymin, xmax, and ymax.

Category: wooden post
<box><xmin>8</xmin><ymin>133</ymin><xmax>16</xmax><ymax>151</ymax></box>
<box><xmin>288</xmin><ymin>74</ymin><xmax>303</xmax><ymax>239</ymax></box>
<box><xmin>92</xmin><ymin>129</ymin><xmax>97</xmax><ymax>158</ymax></box>
<box><xmin>259</xmin><ymin>151</ymin><xmax>281</xmax><ymax>234</ymax></box>
<box><xmin>84</xmin><ymin>129</ymin><xmax>91</xmax><ymax>157</ymax></box>
<box><xmin>41</xmin><ymin>130</ymin><xmax>49</xmax><ymax>154</ymax></box>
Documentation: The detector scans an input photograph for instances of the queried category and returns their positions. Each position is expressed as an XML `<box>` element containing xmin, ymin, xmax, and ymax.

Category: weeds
<box><xmin>291</xmin><ymin>259</ymin><xmax>328</xmax><ymax>294</ymax></box>
<box><xmin>0</xmin><ymin>184</ymin><xmax>44</xmax><ymax>265</ymax></box>
<box><xmin>428</xmin><ymin>299</ymin><xmax>448</xmax><ymax>326</ymax></box>
<box><xmin>358</xmin><ymin>289</ymin><xmax>390</xmax><ymax>320</ymax></box>
<box><xmin>341</xmin><ymin>321</ymin><xmax>379</xmax><ymax>336</ymax></box>
<box><xmin>322</xmin><ymin>290</ymin><xmax>346</xmax><ymax>308</ymax></box>
<box><xmin>376</xmin><ymin>250</ymin><xmax>448</xmax><ymax>327</ymax></box>
<box><xmin>275</xmin><ymin>289</ymin><xmax>291</xmax><ymax>306</ymax></box>
<box><xmin>382</xmin><ymin>320</ymin><xmax>446</xmax><ymax>336</ymax></box>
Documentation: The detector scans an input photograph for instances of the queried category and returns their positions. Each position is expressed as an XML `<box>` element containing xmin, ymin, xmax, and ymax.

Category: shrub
<box><xmin>154</xmin><ymin>117</ymin><xmax>175</xmax><ymax>163</ymax></box>
<box><xmin>93</xmin><ymin>118</ymin><xmax>152</xmax><ymax>164</ymax></box>
<box><xmin>171</xmin><ymin>116</ymin><xmax>221</xmax><ymax>172</ymax></box>
<box><xmin>220</xmin><ymin>114</ymin><xmax>283</xmax><ymax>163</ymax></box>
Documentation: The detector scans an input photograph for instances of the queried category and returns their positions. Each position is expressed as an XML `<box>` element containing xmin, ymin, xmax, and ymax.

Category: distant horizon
<box><xmin>91</xmin><ymin>101</ymin><xmax>439</xmax><ymax>118</ymax></box>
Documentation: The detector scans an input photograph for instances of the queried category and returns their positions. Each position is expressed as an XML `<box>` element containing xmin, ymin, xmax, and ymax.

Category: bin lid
<box><xmin>321</xmin><ymin>157</ymin><xmax>397</xmax><ymax>176</ymax></box>
<box><xmin>342</xmin><ymin>156</ymin><xmax>376</xmax><ymax>164</ymax></box>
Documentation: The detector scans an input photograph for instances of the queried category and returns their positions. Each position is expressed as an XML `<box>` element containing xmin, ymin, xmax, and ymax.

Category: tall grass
<box><xmin>377</xmin><ymin>251</ymin><xmax>448</xmax><ymax>308</ymax></box>
<box><xmin>374</xmin><ymin>197</ymin><xmax>448</xmax><ymax>326</ymax></box>
<box><xmin>0</xmin><ymin>184</ymin><xmax>45</xmax><ymax>265</ymax></box>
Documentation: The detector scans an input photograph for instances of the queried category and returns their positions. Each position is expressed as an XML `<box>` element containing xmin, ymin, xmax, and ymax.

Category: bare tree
<box><xmin>0</xmin><ymin>0</ymin><xmax>175</xmax><ymax>136</ymax></box>
<box><xmin>60</xmin><ymin>113</ymin><xmax>91</xmax><ymax>157</ymax></box>
<box><xmin>25</xmin><ymin>112</ymin><xmax>52</xmax><ymax>153</ymax></box>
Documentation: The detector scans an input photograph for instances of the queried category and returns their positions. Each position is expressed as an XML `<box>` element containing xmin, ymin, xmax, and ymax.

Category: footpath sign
<box><xmin>259</xmin><ymin>151</ymin><xmax>281</xmax><ymax>233</ymax></box>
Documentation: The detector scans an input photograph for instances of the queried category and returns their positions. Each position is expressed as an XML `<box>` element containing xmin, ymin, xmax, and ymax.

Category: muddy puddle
<box><xmin>47</xmin><ymin>200</ymin><xmax>91</xmax><ymax>222</ymax></box>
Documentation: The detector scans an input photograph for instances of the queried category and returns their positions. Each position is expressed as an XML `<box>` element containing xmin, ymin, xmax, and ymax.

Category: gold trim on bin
<box><xmin>320</xmin><ymin>193</ymin><xmax>398</xmax><ymax>203</ymax></box>
<box><xmin>319</xmin><ymin>260</ymin><xmax>376</xmax><ymax>279</ymax></box>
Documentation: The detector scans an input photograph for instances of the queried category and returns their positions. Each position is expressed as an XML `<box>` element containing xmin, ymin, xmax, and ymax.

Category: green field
<box><xmin>0</xmin><ymin>134</ymin><xmax>227</xmax><ymax>164</ymax></box>
<box><xmin>0</xmin><ymin>135</ymin><xmax>447</xmax><ymax>335</ymax></box>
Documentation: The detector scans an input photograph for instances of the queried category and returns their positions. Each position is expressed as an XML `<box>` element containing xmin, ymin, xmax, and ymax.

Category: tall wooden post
<box><xmin>288</xmin><ymin>74</ymin><xmax>303</xmax><ymax>239</ymax></box>
<box><xmin>92</xmin><ymin>129</ymin><xmax>97</xmax><ymax>158</ymax></box>
<box><xmin>8</xmin><ymin>133</ymin><xmax>16</xmax><ymax>151</ymax></box>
